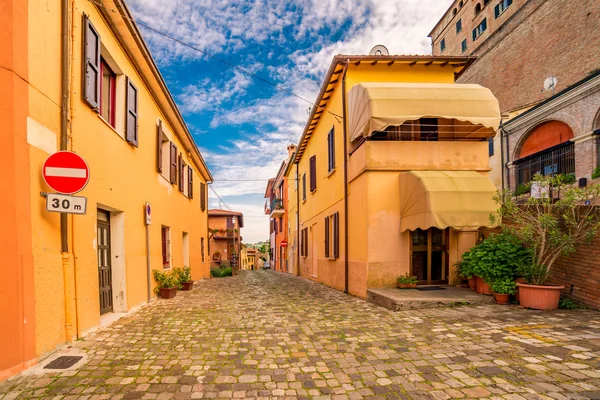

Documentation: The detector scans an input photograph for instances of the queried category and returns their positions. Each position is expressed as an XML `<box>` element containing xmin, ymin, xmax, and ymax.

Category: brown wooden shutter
<box><xmin>170</xmin><ymin>142</ymin><xmax>177</xmax><ymax>184</ymax></box>
<box><xmin>178</xmin><ymin>153</ymin><xmax>184</xmax><ymax>192</ymax></box>
<box><xmin>324</xmin><ymin>216</ymin><xmax>330</xmax><ymax>258</ymax></box>
<box><xmin>82</xmin><ymin>14</ymin><xmax>100</xmax><ymax>109</ymax></box>
<box><xmin>188</xmin><ymin>166</ymin><xmax>193</xmax><ymax>199</ymax></box>
<box><xmin>200</xmin><ymin>182</ymin><xmax>206</xmax><ymax>211</ymax></box>
<box><xmin>309</xmin><ymin>156</ymin><xmax>317</xmax><ymax>192</ymax></box>
<box><xmin>157</xmin><ymin>121</ymin><xmax>163</xmax><ymax>173</ymax></box>
<box><xmin>302</xmin><ymin>173</ymin><xmax>306</xmax><ymax>200</ymax></box>
<box><xmin>300</xmin><ymin>228</ymin><xmax>305</xmax><ymax>257</ymax></box>
<box><xmin>333</xmin><ymin>212</ymin><xmax>340</xmax><ymax>258</ymax></box>
<box><xmin>125</xmin><ymin>77</ymin><xmax>139</xmax><ymax>146</ymax></box>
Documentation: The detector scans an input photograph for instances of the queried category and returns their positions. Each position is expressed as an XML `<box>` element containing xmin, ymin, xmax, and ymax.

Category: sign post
<box><xmin>42</xmin><ymin>151</ymin><xmax>90</xmax><ymax>215</ymax></box>
<box><xmin>46</xmin><ymin>193</ymin><xmax>87</xmax><ymax>215</ymax></box>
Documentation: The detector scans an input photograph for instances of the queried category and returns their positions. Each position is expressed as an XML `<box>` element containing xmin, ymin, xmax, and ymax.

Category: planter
<box><xmin>516</xmin><ymin>283</ymin><xmax>565</xmax><ymax>310</ymax></box>
<box><xmin>159</xmin><ymin>287</ymin><xmax>177</xmax><ymax>299</ymax></box>
<box><xmin>397</xmin><ymin>283</ymin><xmax>417</xmax><ymax>289</ymax></box>
<box><xmin>476</xmin><ymin>276</ymin><xmax>493</xmax><ymax>295</ymax></box>
<box><xmin>493</xmin><ymin>293</ymin><xmax>510</xmax><ymax>305</ymax></box>
<box><xmin>468</xmin><ymin>277</ymin><xmax>477</xmax><ymax>290</ymax></box>
<box><xmin>514</xmin><ymin>277</ymin><xmax>527</xmax><ymax>302</ymax></box>
<box><xmin>180</xmin><ymin>281</ymin><xmax>194</xmax><ymax>291</ymax></box>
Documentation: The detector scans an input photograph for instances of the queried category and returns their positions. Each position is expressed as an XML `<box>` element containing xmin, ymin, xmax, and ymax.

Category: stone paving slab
<box><xmin>367</xmin><ymin>286</ymin><xmax>492</xmax><ymax>311</ymax></box>
<box><xmin>2</xmin><ymin>271</ymin><xmax>600</xmax><ymax>400</ymax></box>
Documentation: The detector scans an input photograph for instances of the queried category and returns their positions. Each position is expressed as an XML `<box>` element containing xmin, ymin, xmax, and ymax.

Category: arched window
<box><xmin>594</xmin><ymin>109</ymin><xmax>600</xmax><ymax>132</ymax></box>
<box><xmin>484</xmin><ymin>0</ymin><xmax>490</xmax><ymax>5</ymax></box>
<box><xmin>459</xmin><ymin>0</ymin><xmax>464</xmax><ymax>7</ymax></box>
<box><xmin>514</xmin><ymin>121</ymin><xmax>575</xmax><ymax>185</ymax></box>
<box><xmin>475</xmin><ymin>3</ymin><xmax>482</xmax><ymax>14</ymax></box>
<box><xmin>453</xmin><ymin>8</ymin><xmax>458</xmax><ymax>16</ymax></box>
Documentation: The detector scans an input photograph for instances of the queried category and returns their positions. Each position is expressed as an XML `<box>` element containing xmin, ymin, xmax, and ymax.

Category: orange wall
<box><xmin>0</xmin><ymin>0</ymin><xmax>37</xmax><ymax>381</ymax></box>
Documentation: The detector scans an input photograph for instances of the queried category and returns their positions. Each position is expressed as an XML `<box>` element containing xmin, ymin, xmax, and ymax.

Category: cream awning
<box><xmin>399</xmin><ymin>171</ymin><xmax>499</xmax><ymax>232</ymax></box>
<box><xmin>348</xmin><ymin>82</ymin><xmax>501</xmax><ymax>141</ymax></box>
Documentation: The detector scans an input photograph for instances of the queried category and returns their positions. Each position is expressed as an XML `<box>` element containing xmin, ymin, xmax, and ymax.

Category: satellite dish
<box><xmin>369</xmin><ymin>45</ymin><xmax>389</xmax><ymax>56</ymax></box>
<box><xmin>543</xmin><ymin>76</ymin><xmax>557</xmax><ymax>92</ymax></box>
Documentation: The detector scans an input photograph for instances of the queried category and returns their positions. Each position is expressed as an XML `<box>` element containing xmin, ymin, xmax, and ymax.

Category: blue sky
<box><xmin>128</xmin><ymin>0</ymin><xmax>452</xmax><ymax>243</ymax></box>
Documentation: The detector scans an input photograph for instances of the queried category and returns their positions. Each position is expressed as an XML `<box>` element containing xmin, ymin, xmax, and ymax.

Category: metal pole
<box><xmin>146</xmin><ymin>222</ymin><xmax>151</xmax><ymax>301</ymax></box>
<box><xmin>60</xmin><ymin>0</ymin><xmax>69</xmax><ymax>252</ymax></box>
<box><xmin>341</xmin><ymin>61</ymin><xmax>349</xmax><ymax>294</ymax></box>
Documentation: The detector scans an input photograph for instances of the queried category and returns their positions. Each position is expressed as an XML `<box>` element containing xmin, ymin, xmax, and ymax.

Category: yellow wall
<box><xmin>27</xmin><ymin>0</ymin><xmax>210</xmax><ymax>359</ymax></box>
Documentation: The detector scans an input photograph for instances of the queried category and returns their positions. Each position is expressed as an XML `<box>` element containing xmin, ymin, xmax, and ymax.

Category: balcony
<box><xmin>270</xmin><ymin>198</ymin><xmax>284</xmax><ymax>217</ymax></box>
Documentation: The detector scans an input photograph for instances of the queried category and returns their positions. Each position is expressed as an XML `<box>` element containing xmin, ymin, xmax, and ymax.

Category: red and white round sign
<box><xmin>42</xmin><ymin>151</ymin><xmax>90</xmax><ymax>195</ymax></box>
<box><xmin>280</xmin><ymin>240</ymin><xmax>288</xmax><ymax>247</ymax></box>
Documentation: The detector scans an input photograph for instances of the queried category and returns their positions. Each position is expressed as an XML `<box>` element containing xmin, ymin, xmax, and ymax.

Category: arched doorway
<box><xmin>514</xmin><ymin>121</ymin><xmax>575</xmax><ymax>185</ymax></box>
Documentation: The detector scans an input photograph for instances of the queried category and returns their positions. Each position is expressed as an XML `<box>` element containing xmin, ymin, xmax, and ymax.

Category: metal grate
<box><xmin>514</xmin><ymin>142</ymin><xmax>575</xmax><ymax>186</ymax></box>
<box><xmin>44</xmin><ymin>356</ymin><xmax>83</xmax><ymax>369</ymax></box>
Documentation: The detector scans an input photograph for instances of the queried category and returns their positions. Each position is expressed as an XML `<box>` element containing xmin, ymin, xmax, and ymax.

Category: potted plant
<box><xmin>491</xmin><ymin>279</ymin><xmax>516</xmax><ymax>305</ymax></box>
<box><xmin>493</xmin><ymin>176</ymin><xmax>600</xmax><ymax>310</ymax></box>
<box><xmin>174</xmin><ymin>266</ymin><xmax>193</xmax><ymax>290</ymax></box>
<box><xmin>153</xmin><ymin>269</ymin><xmax>180</xmax><ymax>299</ymax></box>
<box><xmin>454</xmin><ymin>261</ymin><xmax>470</xmax><ymax>288</ymax></box>
<box><xmin>456</xmin><ymin>259</ymin><xmax>476</xmax><ymax>290</ymax></box>
<box><xmin>397</xmin><ymin>273</ymin><xmax>418</xmax><ymax>289</ymax></box>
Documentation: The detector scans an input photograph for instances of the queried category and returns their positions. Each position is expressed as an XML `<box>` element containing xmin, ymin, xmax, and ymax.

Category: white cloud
<box><xmin>178</xmin><ymin>70</ymin><xmax>253</xmax><ymax>113</ymax></box>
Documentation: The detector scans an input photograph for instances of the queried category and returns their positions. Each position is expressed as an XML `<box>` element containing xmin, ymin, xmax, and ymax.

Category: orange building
<box><xmin>208</xmin><ymin>210</ymin><xmax>244</xmax><ymax>270</ymax></box>
<box><xmin>265</xmin><ymin>145</ymin><xmax>297</xmax><ymax>273</ymax></box>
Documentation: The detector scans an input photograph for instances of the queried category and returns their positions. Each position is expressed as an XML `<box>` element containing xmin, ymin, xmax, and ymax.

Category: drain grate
<box><xmin>43</xmin><ymin>356</ymin><xmax>83</xmax><ymax>369</ymax></box>
<box><xmin>415</xmin><ymin>286</ymin><xmax>446</xmax><ymax>291</ymax></box>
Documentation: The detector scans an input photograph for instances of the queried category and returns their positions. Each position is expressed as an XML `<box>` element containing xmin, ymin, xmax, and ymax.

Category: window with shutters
<box><xmin>327</xmin><ymin>127</ymin><xmax>335</xmax><ymax>173</ymax></box>
<box><xmin>472</xmin><ymin>18</ymin><xmax>487</xmax><ymax>41</ymax></box>
<box><xmin>170</xmin><ymin>142</ymin><xmax>178</xmax><ymax>184</ymax></box>
<box><xmin>461</xmin><ymin>39</ymin><xmax>468</xmax><ymax>53</ymax></box>
<box><xmin>440</xmin><ymin>38</ymin><xmax>446</xmax><ymax>53</ymax></box>
<box><xmin>161</xmin><ymin>226</ymin><xmax>171</xmax><ymax>269</ymax></box>
<box><xmin>456</xmin><ymin>19</ymin><xmax>462</xmax><ymax>34</ymax></box>
<box><xmin>99</xmin><ymin>60</ymin><xmax>116</xmax><ymax>127</ymax></box>
<box><xmin>200</xmin><ymin>182</ymin><xmax>206</xmax><ymax>211</ymax></box>
<box><xmin>494</xmin><ymin>0</ymin><xmax>512</xmax><ymax>18</ymax></box>
<box><xmin>488</xmin><ymin>137</ymin><xmax>495</xmax><ymax>156</ymax></box>
<box><xmin>188</xmin><ymin>166</ymin><xmax>194</xmax><ymax>199</ymax></box>
<box><xmin>178</xmin><ymin>153</ymin><xmax>185</xmax><ymax>193</ymax></box>
<box><xmin>309</xmin><ymin>156</ymin><xmax>317</xmax><ymax>192</ymax></box>
<box><xmin>125</xmin><ymin>77</ymin><xmax>139</xmax><ymax>146</ymax></box>
<box><xmin>302</xmin><ymin>173</ymin><xmax>307</xmax><ymax>201</ymax></box>
<box><xmin>324</xmin><ymin>212</ymin><xmax>340</xmax><ymax>259</ymax></box>
<box><xmin>157</xmin><ymin>120</ymin><xmax>172</xmax><ymax>180</ymax></box>
<box><xmin>300</xmin><ymin>228</ymin><xmax>308</xmax><ymax>257</ymax></box>
<box><xmin>83</xmin><ymin>14</ymin><xmax>100</xmax><ymax>109</ymax></box>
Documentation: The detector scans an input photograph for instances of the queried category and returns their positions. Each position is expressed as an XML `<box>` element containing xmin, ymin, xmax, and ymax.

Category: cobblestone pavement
<box><xmin>3</xmin><ymin>271</ymin><xmax>600</xmax><ymax>400</ymax></box>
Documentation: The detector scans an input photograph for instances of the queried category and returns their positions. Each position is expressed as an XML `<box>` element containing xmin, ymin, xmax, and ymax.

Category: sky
<box><xmin>128</xmin><ymin>0</ymin><xmax>453</xmax><ymax>244</ymax></box>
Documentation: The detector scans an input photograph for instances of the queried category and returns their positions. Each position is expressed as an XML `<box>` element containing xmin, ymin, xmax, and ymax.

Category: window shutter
<box><xmin>310</xmin><ymin>156</ymin><xmax>317</xmax><ymax>192</ymax></box>
<box><xmin>482</xmin><ymin>18</ymin><xmax>487</xmax><ymax>30</ymax></box>
<box><xmin>200</xmin><ymin>182</ymin><xmax>206</xmax><ymax>211</ymax></box>
<box><xmin>178</xmin><ymin>153</ymin><xmax>184</xmax><ymax>192</ymax></box>
<box><xmin>300</xmin><ymin>228</ymin><xmax>304</xmax><ymax>257</ymax></box>
<box><xmin>188</xmin><ymin>166</ymin><xmax>193</xmax><ymax>199</ymax></box>
<box><xmin>325</xmin><ymin>216</ymin><xmax>330</xmax><ymax>258</ymax></box>
<box><xmin>157</xmin><ymin>121</ymin><xmax>163</xmax><ymax>173</ymax></box>
<box><xmin>302</xmin><ymin>173</ymin><xmax>306</xmax><ymax>200</ymax></box>
<box><xmin>333</xmin><ymin>212</ymin><xmax>340</xmax><ymax>258</ymax></box>
<box><xmin>82</xmin><ymin>14</ymin><xmax>100</xmax><ymax>109</ymax></box>
<box><xmin>170</xmin><ymin>142</ymin><xmax>177</xmax><ymax>184</ymax></box>
<box><xmin>494</xmin><ymin>4</ymin><xmax>500</xmax><ymax>17</ymax></box>
<box><xmin>125</xmin><ymin>77</ymin><xmax>139</xmax><ymax>146</ymax></box>
<box><xmin>472</xmin><ymin>29</ymin><xmax>476</xmax><ymax>41</ymax></box>
<box><xmin>328</xmin><ymin>128</ymin><xmax>335</xmax><ymax>172</ymax></box>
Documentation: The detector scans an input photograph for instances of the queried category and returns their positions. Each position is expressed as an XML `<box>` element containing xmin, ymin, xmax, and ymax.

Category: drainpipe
<box><xmin>296</xmin><ymin>163</ymin><xmax>300</xmax><ymax>276</ymax></box>
<box><xmin>499</xmin><ymin>123</ymin><xmax>505</xmax><ymax>191</ymax></box>
<box><xmin>341</xmin><ymin>60</ymin><xmax>349</xmax><ymax>294</ymax></box>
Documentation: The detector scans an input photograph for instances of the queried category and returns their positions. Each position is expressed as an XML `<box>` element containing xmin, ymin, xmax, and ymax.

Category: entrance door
<box><xmin>410</xmin><ymin>228</ymin><xmax>448</xmax><ymax>285</ymax></box>
<box><xmin>97</xmin><ymin>210</ymin><xmax>113</xmax><ymax>315</ymax></box>
<box><xmin>310</xmin><ymin>226</ymin><xmax>318</xmax><ymax>278</ymax></box>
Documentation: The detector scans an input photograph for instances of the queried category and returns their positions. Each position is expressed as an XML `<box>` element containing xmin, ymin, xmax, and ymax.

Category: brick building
<box><xmin>208</xmin><ymin>210</ymin><xmax>244</xmax><ymax>270</ymax></box>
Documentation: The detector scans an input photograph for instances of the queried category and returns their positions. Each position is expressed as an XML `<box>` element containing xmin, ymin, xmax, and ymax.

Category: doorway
<box><xmin>410</xmin><ymin>228</ymin><xmax>448</xmax><ymax>285</ymax></box>
<box><xmin>97</xmin><ymin>210</ymin><xmax>113</xmax><ymax>315</ymax></box>
<box><xmin>310</xmin><ymin>226</ymin><xmax>318</xmax><ymax>278</ymax></box>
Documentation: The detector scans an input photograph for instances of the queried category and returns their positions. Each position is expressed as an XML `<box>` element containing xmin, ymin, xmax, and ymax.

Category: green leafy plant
<box><xmin>397</xmin><ymin>273</ymin><xmax>418</xmax><ymax>284</ymax></box>
<box><xmin>559</xmin><ymin>298</ymin><xmax>582</xmax><ymax>309</ymax></box>
<box><xmin>491</xmin><ymin>279</ymin><xmax>516</xmax><ymax>295</ymax></box>
<box><xmin>554</xmin><ymin>173</ymin><xmax>576</xmax><ymax>185</ymax></box>
<box><xmin>592</xmin><ymin>166</ymin><xmax>600</xmax><ymax>180</ymax></box>
<box><xmin>219</xmin><ymin>267</ymin><xmax>233</xmax><ymax>277</ymax></box>
<box><xmin>152</xmin><ymin>269</ymin><xmax>180</xmax><ymax>295</ymax></box>
<box><xmin>493</xmin><ymin>175</ymin><xmax>600</xmax><ymax>285</ymax></box>
<box><xmin>514</xmin><ymin>182</ymin><xmax>532</xmax><ymax>196</ymax></box>
<box><xmin>460</xmin><ymin>232</ymin><xmax>531</xmax><ymax>284</ymax></box>
<box><xmin>173</xmin><ymin>266</ymin><xmax>192</xmax><ymax>287</ymax></box>
<box><xmin>455</xmin><ymin>259</ymin><xmax>474</xmax><ymax>279</ymax></box>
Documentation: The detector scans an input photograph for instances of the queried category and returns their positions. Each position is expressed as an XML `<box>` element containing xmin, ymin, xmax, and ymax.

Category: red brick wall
<box><xmin>458</xmin><ymin>0</ymin><xmax>600</xmax><ymax>113</ymax></box>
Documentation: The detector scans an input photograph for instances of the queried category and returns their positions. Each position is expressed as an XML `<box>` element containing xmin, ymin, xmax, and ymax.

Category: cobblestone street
<box><xmin>3</xmin><ymin>271</ymin><xmax>600</xmax><ymax>400</ymax></box>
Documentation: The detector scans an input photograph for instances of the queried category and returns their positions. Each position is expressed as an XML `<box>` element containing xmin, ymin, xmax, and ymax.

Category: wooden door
<box><xmin>410</xmin><ymin>228</ymin><xmax>448</xmax><ymax>285</ymax></box>
<box><xmin>97</xmin><ymin>210</ymin><xmax>113</xmax><ymax>315</ymax></box>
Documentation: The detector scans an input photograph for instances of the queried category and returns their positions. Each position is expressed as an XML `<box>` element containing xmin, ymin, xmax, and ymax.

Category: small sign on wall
<box><xmin>145</xmin><ymin>202</ymin><xmax>152</xmax><ymax>225</ymax></box>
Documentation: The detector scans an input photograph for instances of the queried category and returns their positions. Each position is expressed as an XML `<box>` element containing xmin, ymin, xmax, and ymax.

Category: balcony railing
<box><xmin>515</xmin><ymin>142</ymin><xmax>575</xmax><ymax>186</ymax></box>
<box><xmin>271</xmin><ymin>198</ymin><xmax>283</xmax><ymax>211</ymax></box>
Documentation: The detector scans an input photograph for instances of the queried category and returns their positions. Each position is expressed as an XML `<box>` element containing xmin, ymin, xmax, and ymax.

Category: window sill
<box><xmin>159</xmin><ymin>173</ymin><xmax>172</xmax><ymax>185</ymax></box>
<box><xmin>310</xmin><ymin>188</ymin><xmax>317</xmax><ymax>194</ymax></box>
<box><xmin>327</xmin><ymin>169</ymin><xmax>336</xmax><ymax>178</ymax></box>
<box><xmin>97</xmin><ymin>114</ymin><xmax>124</xmax><ymax>140</ymax></box>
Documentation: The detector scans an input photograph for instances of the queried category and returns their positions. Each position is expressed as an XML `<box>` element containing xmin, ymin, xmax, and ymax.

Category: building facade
<box><xmin>286</xmin><ymin>54</ymin><xmax>501</xmax><ymax>298</ymax></box>
<box><xmin>1</xmin><ymin>0</ymin><xmax>213</xmax><ymax>381</ymax></box>
<box><xmin>208</xmin><ymin>210</ymin><xmax>244</xmax><ymax>270</ymax></box>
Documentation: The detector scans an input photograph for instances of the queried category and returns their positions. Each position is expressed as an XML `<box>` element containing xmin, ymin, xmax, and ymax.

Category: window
<box><xmin>515</xmin><ymin>143</ymin><xmax>575</xmax><ymax>186</ymax></box>
<box><xmin>309</xmin><ymin>156</ymin><xmax>317</xmax><ymax>192</ymax></box>
<box><xmin>488</xmin><ymin>138</ymin><xmax>495</xmax><ymax>156</ymax></box>
<box><xmin>327</xmin><ymin>127</ymin><xmax>335</xmax><ymax>173</ymax></box>
<box><xmin>201</xmin><ymin>237</ymin><xmax>205</xmax><ymax>263</ymax></box>
<box><xmin>461</xmin><ymin>39</ymin><xmax>468</xmax><ymax>53</ymax></box>
<box><xmin>456</xmin><ymin>19</ymin><xmax>462</xmax><ymax>34</ymax></box>
<box><xmin>474</xmin><ymin>3</ymin><xmax>482</xmax><ymax>14</ymax></box>
<box><xmin>125</xmin><ymin>77</ymin><xmax>138</xmax><ymax>146</ymax></box>
<box><xmin>324</xmin><ymin>212</ymin><xmax>340</xmax><ymax>259</ymax></box>
<box><xmin>495</xmin><ymin>0</ymin><xmax>512</xmax><ymax>18</ymax></box>
<box><xmin>83</xmin><ymin>14</ymin><xmax>100</xmax><ymax>109</ymax></box>
<box><xmin>302</xmin><ymin>173</ymin><xmax>307</xmax><ymax>201</ymax></box>
<box><xmin>300</xmin><ymin>228</ymin><xmax>308</xmax><ymax>257</ymax></box>
<box><xmin>178</xmin><ymin>153</ymin><xmax>185</xmax><ymax>193</ymax></box>
<box><xmin>188</xmin><ymin>166</ymin><xmax>193</xmax><ymax>199</ymax></box>
<box><xmin>170</xmin><ymin>142</ymin><xmax>178</xmax><ymax>184</ymax></box>
<box><xmin>161</xmin><ymin>226</ymin><xmax>171</xmax><ymax>268</ymax></box>
<box><xmin>440</xmin><ymin>38</ymin><xmax>446</xmax><ymax>52</ymax></box>
<box><xmin>279</xmin><ymin>217</ymin><xmax>282</xmax><ymax>233</ymax></box>
<box><xmin>100</xmin><ymin>60</ymin><xmax>116</xmax><ymax>127</ymax></box>
<box><xmin>200</xmin><ymin>182</ymin><xmax>206</xmax><ymax>211</ymax></box>
<box><xmin>420</xmin><ymin>118</ymin><xmax>438</xmax><ymax>141</ymax></box>
<box><xmin>452</xmin><ymin>8</ymin><xmax>457</xmax><ymax>16</ymax></box>
<box><xmin>156</xmin><ymin>120</ymin><xmax>170</xmax><ymax>175</ymax></box>
<box><xmin>472</xmin><ymin>18</ymin><xmax>487</xmax><ymax>41</ymax></box>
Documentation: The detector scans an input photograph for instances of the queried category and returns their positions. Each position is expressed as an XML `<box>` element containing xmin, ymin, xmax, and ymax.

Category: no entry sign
<box><xmin>42</xmin><ymin>151</ymin><xmax>90</xmax><ymax>194</ymax></box>
<box><xmin>280</xmin><ymin>240</ymin><xmax>288</xmax><ymax>247</ymax></box>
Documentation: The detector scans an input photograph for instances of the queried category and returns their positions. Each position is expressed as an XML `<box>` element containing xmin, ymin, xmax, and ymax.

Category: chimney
<box><xmin>287</xmin><ymin>144</ymin><xmax>297</xmax><ymax>159</ymax></box>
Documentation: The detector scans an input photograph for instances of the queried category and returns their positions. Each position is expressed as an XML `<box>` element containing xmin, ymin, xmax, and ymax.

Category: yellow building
<box><xmin>287</xmin><ymin>54</ymin><xmax>501</xmax><ymax>298</ymax></box>
<box><xmin>1</xmin><ymin>0</ymin><xmax>212</xmax><ymax>380</ymax></box>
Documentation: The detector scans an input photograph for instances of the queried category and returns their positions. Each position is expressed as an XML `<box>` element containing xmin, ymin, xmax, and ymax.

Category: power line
<box><xmin>208</xmin><ymin>184</ymin><xmax>232</xmax><ymax>211</ymax></box>
<box><xmin>86</xmin><ymin>0</ymin><xmax>343</xmax><ymax>120</ymax></box>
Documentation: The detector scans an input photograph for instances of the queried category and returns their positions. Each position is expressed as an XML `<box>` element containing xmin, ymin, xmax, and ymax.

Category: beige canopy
<box><xmin>348</xmin><ymin>82</ymin><xmax>501</xmax><ymax>142</ymax></box>
<box><xmin>399</xmin><ymin>171</ymin><xmax>499</xmax><ymax>232</ymax></box>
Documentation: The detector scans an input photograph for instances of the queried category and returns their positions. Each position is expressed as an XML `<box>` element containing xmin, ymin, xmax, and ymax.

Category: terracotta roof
<box><xmin>208</xmin><ymin>209</ymin><xmax>244</xmax><ymax>227</ymax></box>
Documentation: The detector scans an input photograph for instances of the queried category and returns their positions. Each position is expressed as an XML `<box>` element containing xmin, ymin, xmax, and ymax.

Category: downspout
<box><xmin>296</xmin><ymin>163</ymin><xmax>300</xmax><ymax>276</ymax></box>
<box><xmin>504</xmin><ymin>125</ymin><xmax>511</xmax><ymax>191</ymax></box>
<box><xmin>499</xmin><ymin>122</ymin><xmax>505</xmax><ymax>191</ymax></box>
<box><xmin>341</xmin><ymin>61</ymin><xmax>349</xmax><ymax>294</ymax></box>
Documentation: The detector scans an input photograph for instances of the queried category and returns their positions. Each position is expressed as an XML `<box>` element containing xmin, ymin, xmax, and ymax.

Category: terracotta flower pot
<box><xmin>475</xmin><ymin>276</ymin><xmax>492</xmax><ymax>295</ymax></box>
<box><xmin>180</xmin><ymin>281</ymin><xmax>194</xmax><ymax>291</ymax></box>
<box><xmin>159</xmin><ymin>287</ymin><xmax>177</xmax><ymax>299</ymax></box>
<box><xmin>397</xmin><ymin>283</ymin><xmax>417</xmax><ymax>289</ymax></box>
<box><xmin>514</xmin><ymin>277</ymin><xmax>527</xmax><ymax>302</ymax></box>
<box><xmin>516</xmin><ymin>283</ymin><xmax>565</xmax><ymax>310</ymax></box>
<box><xmin>468</xmin><ymin>277</ymin><xmax>477</xmax><ymax>290</ymax></box>
<box><xmin>493</xmin><ymin>293</ymin><xmax>510</xmax><ymax>305</ymax></box>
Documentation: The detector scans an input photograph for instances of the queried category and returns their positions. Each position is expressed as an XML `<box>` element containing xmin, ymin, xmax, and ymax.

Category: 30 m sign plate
<box><xmin>46</xmin><ymin>193</ymin><xmax>87</xmax><ymax>215</ymax></box>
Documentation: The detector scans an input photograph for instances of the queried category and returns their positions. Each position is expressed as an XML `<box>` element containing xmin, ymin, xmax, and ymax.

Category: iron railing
<box><xmin>514</xmin><ymin>142</ymin><xmax>575</xmax><ymax>186</ymax></box>
<box><xmin>271</xmin><ymin>198</ymin><xmax>283</xmax><ymax>212</ymax></box>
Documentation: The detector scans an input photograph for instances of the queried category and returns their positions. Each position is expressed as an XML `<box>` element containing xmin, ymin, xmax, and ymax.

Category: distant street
<box><xmin>2</xmin><ymin>271</ymin><xmax>600</xmax><ymax>399</ymax></box>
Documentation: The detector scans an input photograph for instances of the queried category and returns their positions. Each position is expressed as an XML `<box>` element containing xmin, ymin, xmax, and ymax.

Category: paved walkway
<box><xmin>2</xmin><ymin>271</ymin><xmax>600</xmax><ymax>400</ymax></box>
